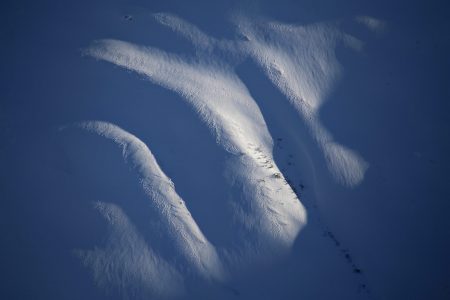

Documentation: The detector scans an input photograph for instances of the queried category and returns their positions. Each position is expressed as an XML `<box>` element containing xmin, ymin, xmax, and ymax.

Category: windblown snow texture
<box><xmin>73</xmin><ymin>13</ymin><xmax>373</xmax><ymax>297</ymax></box>
<box><xmin>2</xmin><ymin>1</ymin><xmax>449</xmax><ymax>300</ymax></box>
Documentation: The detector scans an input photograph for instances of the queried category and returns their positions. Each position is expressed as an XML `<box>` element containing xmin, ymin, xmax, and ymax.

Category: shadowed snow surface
<box><xmin>1</xmin><ymin>0</ymin><xmax>450</xmax><ymax>299</ymax></box>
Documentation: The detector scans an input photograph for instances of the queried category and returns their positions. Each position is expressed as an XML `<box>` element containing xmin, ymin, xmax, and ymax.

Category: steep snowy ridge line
<box><xmin>70</xmin><ymin>119</ymin><xmax>306</xmax><ymax>292</ymax></box>
<box><xmin>84</xmin><ymin>39</ymin><xmax>269</xmax><ymax>155</ymax></box>
<box><xmin>2</xmin><ymin>0</ymin><xmax>446</xmax><ymax>298</ymax></box>
<box><xmin>149</xmin><ymin>13</ymin><xmax>373</xmax><ymax>293</ymax></box>
<box><xmin>233</xmin><ymin>16</ymin><xmax>369</xmax><ymax>187</ymax></box>
<box><xmin>74</xmin><ymin>13</ymin><xmax>380</xmax><ymax>298</ymax></box>
<box><xmin>153</xmin><ymin>12</ymin><xmax>369</xmax><ymax>187</ymax></box>
<box><xmin>72</xmin><ymin>121</ymin><xmax>225</xmax><ymax>282</ymax></box>
<box><xmin>84</xmin><ymin>40</ymin><xmax>306</xmax><ymax>258</ymax></box>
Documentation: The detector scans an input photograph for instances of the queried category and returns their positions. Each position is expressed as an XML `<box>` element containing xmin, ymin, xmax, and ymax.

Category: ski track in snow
<box><xmin>69</xmin><ymin>12</ymin><xmax>377</xmax><ymax>298</ymax></box>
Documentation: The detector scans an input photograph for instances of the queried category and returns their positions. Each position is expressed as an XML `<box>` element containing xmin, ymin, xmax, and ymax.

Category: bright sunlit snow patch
<box><xmin>151</xmin><ymin>12</ymin><xmax>369</xmax><ymax>187</ymax></box>
<box><xmin>84</xmin><ymin>40</ymin><xmax>306</xmax><ymax>250</ymax></box>
<box><xmin>233</xmin><ymin>15</ymin><xmax>369</xmax><ymax>187</ymax></box>
<box><xmin>75</xmin><ymin>121</ymin><xmax>225</xmax><ymax>282</ymax></box>
<box><xmin>84</xmin><ymin>40</ymin><xmax>270</xmax><ymax>155</ymax></box>
<box><xmin>83</xmin><ymin>33</ymin><xmax>306</xmax><ymax>266</ymax></box>
<box><xmin>73</xmin><ymin>10</ymin><xmax>374</xmax><ymax>298</ymax></box>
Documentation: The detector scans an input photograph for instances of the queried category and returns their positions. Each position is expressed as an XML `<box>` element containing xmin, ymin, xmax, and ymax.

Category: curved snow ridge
<box><xmin>235</xmin><ymin>16</ymin><xmax>341</xmax><ymax>111</ymax></box>
<box><xmin>74</xmin><ymin>121</ymin><xmax>305</xmax><ymax>278</ymax></box>
<box><xmin>233</xmin><ymin>16</ymin><xmax>369</xmax><ymax>187</ymax></box>
<box><xmin>151</xmin><ymin>12</ymin><xmax>368</xmax><ymax>187</ymax></box>
<box><xmin>76</xmin><ymin>202</ymin><xmax>185</xmax><ymax>299</ymax></box>
<box><xmin>84</xmin><ymin>39</ymin><xmax>306</xmax><ymax>257</ymax></box>
<box><xmin>84</xmin><ymin>39</ymin><xmax>269</xmax><ymax>155</ymax></box>
<box><xmin>75</xmin><ymin>121</ymin><xmax>225</xmax><ymax>282</ymax></box>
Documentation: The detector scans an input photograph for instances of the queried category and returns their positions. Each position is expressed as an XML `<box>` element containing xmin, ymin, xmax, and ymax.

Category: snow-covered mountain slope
<box><xmin>1</xmin><ymin>0</ymin><xmax>449</xmax><ymax>299</ymax></box>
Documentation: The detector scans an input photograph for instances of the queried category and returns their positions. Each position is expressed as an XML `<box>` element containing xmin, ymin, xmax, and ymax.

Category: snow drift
<box><xmin>68</xmin><ymin>12</ymin><xmax>373</xmax><ymax>298</ymax></box>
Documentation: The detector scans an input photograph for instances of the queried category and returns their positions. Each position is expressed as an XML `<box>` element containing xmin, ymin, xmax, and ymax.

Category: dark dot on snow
<box><xmin>353</xmin><ymin>268</ymin><xmax>362</xmax><ymax>274</ymax></box>
<box><xmin>358</xmin><ymin>283</ymin><xmax>367</xmax><ymax>292</ymax></box>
